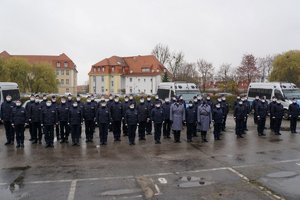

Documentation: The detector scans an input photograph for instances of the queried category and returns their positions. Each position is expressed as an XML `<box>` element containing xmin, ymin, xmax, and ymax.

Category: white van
<box><xmin>157</xmin><ymin>82</ymin><xmax>201</xmax><ymax>102</ymax></box>
<box><xmin>0</xmin><ymin>82</ymin><xmax>20</xmax><ymax>107</ymax></box>
<box><xmin>247</xmin><ymin>82</ymin><xmax>300</xmax><ymax>119</ymax></box>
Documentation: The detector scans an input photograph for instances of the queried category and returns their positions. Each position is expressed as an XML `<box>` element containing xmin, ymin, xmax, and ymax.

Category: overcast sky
<box><xmin>1</xmin><ymin>0</ymin><xmax>300</xmax><ymax>84</ymax></box>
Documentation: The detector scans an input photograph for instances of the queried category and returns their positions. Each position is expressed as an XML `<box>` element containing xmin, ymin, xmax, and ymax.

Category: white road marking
<box><xmin>296</xmin><ymin>163</ymin><xmax>300</xmax><ymax>166</ymax></box>
<box><xmin>67</xmin><ymin>180</ymin><xmax>77</xmax><ymax>200</ymax></box>
<box><xmin>158</xmin><ymin>177</ymin><xmax>168</xmax><ymax>184</ymax></box>
<box><xmin>154</xmin><ymin>184</ymin><xmax>161</xmax><ymax>195</ymax></box>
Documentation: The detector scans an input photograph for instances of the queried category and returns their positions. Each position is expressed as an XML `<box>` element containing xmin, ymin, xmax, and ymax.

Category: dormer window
<box><xmin>102</xmin><ymin>67</ymin><xmax>105</xmax><ymax>72</ymax></box>
<box><xmin>112</xmin><ymin>66</ymin><xmax>115</xmax><ymax>72</ymax></box>
<box><xmin>141</xmin><ymin>68</ymin><xmax>150</xmax><ymax>72</ymax></box>
<box><xmin>56</xmin><ymin>62</ymin><xmax>61</xmax><ymax>67</ymax></box>
<box><xmin>64</xmin><ymin>62</ymin><xmax>68</xmax><ymax>68</ymax></box>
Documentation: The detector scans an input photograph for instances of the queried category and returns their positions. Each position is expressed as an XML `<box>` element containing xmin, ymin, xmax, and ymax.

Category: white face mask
<box><xmin>91</xmin><ymin>97</ymin><xmax>95</xmax><ymax>101</ymax></box>
<box><xmin>129</xmin><ymin>96</ymin><xmax>133</xmax><ymax>100</ymax></box>
<box><xmin>216</xmin><ymin>105</ymin><xmax>221</xmax><ymax>108</ymax></box>
<box><xmin>255</xmin><ymin>97</ymin><xmax>259</xmax><ymax>100</ymax></box>
<box><xmin>76</xmin><ymin>98</ymin><xmax>81</xmax><ymax>101</ymax></box>
<box><xmin>197</xmin><ymin>96</ymin><xmax>202</xmax><ymax>100</ymax></box>
<box><xmin>73</xmin><ymin>103</ymin><xmax>78</xmax><ymax>107</ymax></box>
<box><xmin>16</xmin><ymin>102</ymin><xmax>21</xmax><ymax>106</ymax></box>
<box><xmin>61</xmin><ymin>100</ymin><xmax>66</xmax><ymax>104</ymax></box>
<box><xmin>129</xmin><ymin>106</ymin><xmax>134</xmax><ymax>109</ymax></box>
<box><xmin>147</xmin><ymin>98</ymin><xmax>151</xmax><ymax>101</ymax></box>
<box><xmin>109</xmin><ymin>96</ymin><xmax>113</xmax><ymax>100</ymax></box>
<box><xmin>222</xmin><ymin>97</ymin><xmax>226</xmax><ymax>101</ymax></box>
<box><xmin>87</xmin><ymin>99</ymin><xmax>91</xmax><ymax>103</ymax></box>
<box><xmin>194</xmin><ymin>99</ymin><xmax>198</xmax><ymax>102</ymax></box>
<box><xmin>293</xmin><ymin>101</ymin><xmax>297</xmax><ymax>104</ymax></box>
<box><xmin>43</xmin><ymin>97</ymin><xmax>47</xmax><ymax>100</ymax></box>
<box><xmin>52</xmin><ymin>99</ymin><xmax>56</xmax><ymax>103</ymax></box>
<box><xmin>101</xmin><ymin>103</ymin><xmax>106</xmax><ymax>107</ymax></box>
<box><xmin>46</xmin><ymin>102</ymin><xmax>51</xmax><ymax>107</ymax></box>
<box><xmin>30</xmin><ymin>97</ymin><xmax>35</xmax><ymax>101</ymax></box>
<box><xmin>239</xmin><ymin>101</ymin><xmax>243</xmax><ymax>105</ymax></box>
<box><xmin>155</xmin><ymin>96</ymin><xmax>159</xmax><ymax>100</ymax></box>
<box><xmin>218</xmin><ymin>99</ymin><xmax>221</xmax><ymax>102</ymax></box>
<box><xmin>272</xmin><ymin>99</ymin><xmax>276</xmax><ymax>102</ymax></box>
<box><xmin>35</xmin><ymin>99</ymin><xmax>39</xmax><ymax>103</ymax></box>
<box><xmin>207</xmin><ymin>97</ymin><xmax>210</xmax><ymax>100</ymax></box>
<box><xmin>6</xmin><ymin>97</ymin><xmax>11</xmax><ymax>101</ymax></box>
<box><xmin>68</xmin><ymin>97</ymin><xmax>72</xmax><ymax>100</ymax></box>
<box><xmin>125</xmin><ymin>98</ymin><xmax>129</xmax><ymax>102</ymax></box>
<box><xmin>140</xmin><ymin>99</ymin><xmax>144</xmax><ymax>103</ymax></box>
<box><xmin>115</xmin><ymin>99</ymin><xmax>119</xmax><ymax>102</ymax></box>
<box><xmin>261</xmin><ymin>100</ymin><xmax>265</xmax><ymax>103</ymax></box>
<box><xmin>156</xmin><ymin>104</ymin><xmax>160</xmax><ymax>108</ymax></box>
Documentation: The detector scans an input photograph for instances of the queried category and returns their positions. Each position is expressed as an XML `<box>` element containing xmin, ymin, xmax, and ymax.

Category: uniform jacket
<box><xmin>0</xmin><ymin>101</ymin><xmax>16</xmax><ymax>121</ymax></box>
<box><xmin>212</xmin><ymin>107</ymin><xmax>223</xmax><ymax>123</ymax></box>
<box><xmin>197</xmin><ymin>103</ymin><xmax>212</xmax><ymax>131</ymax></box>
<box><xmin>151</xmin><ymin>107</ymin><xmax>164</xmax><ymax>124</ymax></box>
<box><xmin>256</xmin><ymin>101</ymin><xmax>268</xmax><ymax>118</ymax></box>
<box><xmin>58</xmin><ymin>103</ymin><xmax>69</xmax><ymax>122</ymax></box>
<box><xmin>137</xmin><ymin>103</ymin><xmax>149</xmax><ymax>122</ymax></box>
<box><xmin>12</xmin><ymin>106</ymin><xmax>27</xmax><ymax>125</ymax></box>
<box><xmin>289</xmin><ymin>102</ymin><xmax>300</xmax><ymax>118</ymax></box>
<box><xmin>125</xmin><ymin>108</ymin><xmax>138</xmax><ymax>125</ymax></box>
<box><xmin>96</xmin><ymin>106</ymin><xmax>111</xmax><ymax>124</ymax></box>
<box><xmin>162</xmin><ymin>102</ymin><xmax>171</xmax><ymax>120</ymax></box>
<box><xmin>68</xmin><ymin>107</ymin><xmax>83</xmax><ymax>125</ymax></box>
<box><xmin>29</xmin><ymin>102</ymin><xmax>42</xmax><ymax>122</ymax></box>
<box><xmin>83</xmin><ymin>102</ymin><xmax>96</xmax><ymax>121</ymax></box>
<box><xmin>41</xmin><ymin>106</ymin><xmax>57</xmax><ymax>125</ymax></box>
<box><xmin>170</xmin><ymin>103</ymin><xmax>186</xmax><ymax>130</ymax></box>
<box><xmin>185</xmin><ymin>106</ymin><xmax>197</xmax><ymax>124</ymax></box>
<box><xmin>110</xmin><ymin>102</ymin><xmax>123</xmax><ymax>121</ymax></box>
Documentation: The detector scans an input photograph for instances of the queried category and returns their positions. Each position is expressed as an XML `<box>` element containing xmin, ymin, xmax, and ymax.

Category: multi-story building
<box><xmin>88</xmin><ymin>55</ymin><xmax>167</xmax><ymax>95</ymax></box>
<box><xmin>0</xmin><ymin>51</ymin><xmax>78</xmax><ymax>95</ymax></box>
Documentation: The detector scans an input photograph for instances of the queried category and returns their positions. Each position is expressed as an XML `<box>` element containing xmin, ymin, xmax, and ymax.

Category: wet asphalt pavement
<box><xmin>0</xmin><ymin>115</ymin><xmax>300</xmax><ymax>200</ymax></box>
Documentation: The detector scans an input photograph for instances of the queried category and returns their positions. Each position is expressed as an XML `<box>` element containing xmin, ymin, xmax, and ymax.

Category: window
<box><xmin>112</xmin><ymin>67</ymin><xmax>115</xmax><ymax>72</ymax></box>
<box><xmin>61</xmin><ymin>79</ymin><xmax>64</xmax><ymax>85</ymax></box>
<box><xmin>56</xmin><ymin>62</ymin><xmax>61</xmax><ymax>67</ymax></box>
<box><xmin>274</xmin><ymin>89</ymin><xmax>284</xmax><ymax>100</ymax></box>
<box><xmin>138</xmin><ymin>79</ymin><xmax>140</xmax><ymax>82</ymax></box>
<box><xmin>141</xmin><ymin>68</ymin><xmax>150</xmax><ymax>72</ymax></box>
<box><xmin>61</xmin><ymin>70</ymin><xmax>64</xmax><ymax>75</ymax></box>
<box><xmin>101</xmin><ymin>86</ymin><xmax>104</xmax><ymax>93</ymax></box>
<box><xmin>56</xmin><ymin>70</ymin><xmax>59</xmax><ymax>75</ymax></box>
<box><xmin>111</xmin><ymin>80</ymin><xmax>114</xmax><ymax>87</ymax></box>
<box><xmin>150</xmin><ymin>78</ymin><xmax>152</xmax><ymax>82</ymax></box>
<box><xmin>130</xmin><ymin>88</ymin><xmax>132</xmax><ymax>93</ymax></box>
<box><xmin>66</xmin><ymin>70</ymin><xmax>69</xmax><ymax>75</ymax></box>
<box><xmin>66</xmin><ymin>79</ymin><xmax>69</xmax><ymax>85</ymax></box>
<box><xmin>144</xmin><ymin>79</ymin><xmax>146</xmax><ymax>82</ymax></box>
<box><xmin>130</xmin><ymin>78</ymin><xmax>132</xmax><ymax>82</ymax></box>
<box><xmin>66</xmin><ymin>88</ymin><xmax>69</xmax><ymax>92</ymax></box>
<box><xmin>101</xmin><ymin>76</ymin><xmax>104</xmax><ymax>82</ymax></box>
<box><xmin>97</xmin><ymin>67</ymin><xmax>100</xmax><ymax>72</ymax></box>
<box><xmin>248</xmin><ymin>88</ymin><xmax>272</xmax><ymax>99</ymax></box>
<box><xmin>64</xmin><ymin>62</ymin><xmax>68</xmax><ymax>68</ymax></box>
<box><xmin>157</xmin><ymin>89</ymin><xmax>170</xmax><ymax>100</ymax></box>
<box><xmin>102</xmin><ymin>67</ymin><xmax>105</xmax><ymax>72</ymax></box>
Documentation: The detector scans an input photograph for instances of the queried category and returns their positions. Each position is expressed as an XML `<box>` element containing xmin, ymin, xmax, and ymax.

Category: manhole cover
<box><xmin>266</xmin><ymin>171</ymin><xmax>298</xmax><ymax>178</ymax></box>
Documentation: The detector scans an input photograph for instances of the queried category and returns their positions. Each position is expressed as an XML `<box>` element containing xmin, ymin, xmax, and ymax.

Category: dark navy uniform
<box><xmin>289</xmin><ymin>101</ymin><xmax>299</xmax><ymax>133</ymax></box>
<box><xmin>125</xmin><ymin>107</ymin><xmax>138</xmax><ymax>145</ymax></box>
<box><xmin>41</xmin><ymin>105</ymin><xmax>57</xmax><ymax>147</ymax></box>
<box><xmin>29</xmin><ymin>102</ymin><xmax>42</xmax><ymax>143</ymax></box>
<box><xmin>68</xmin><ymin>106</ymin><xmax>83</xmax><ymax>145</ymax></box>
<box><xmin>110</xmin><ymin>101</ymin><xmax>123</xmax><ymax>141</ymax></box>
<box><xmin>96</xmin><ymin>105</ymin><xmax>111</xmax><ymax>145</ymax></box>
<box><xmin>145</xmin><ymin>99</ymin><xmax>154</xmax><ymax>134</ymax></box>
<box><xmin>58</xmin><ymin>102</ymin><xmax>70</xmax><ymax>142</ymax></box>
<box><xmin>25</xmin><ymin>99</ymin><xmax>35</xmax><ymax>140</ymax></box>
<box><xmin>271</xmin><ymin>102</ymin><xmax>284</xmax><ymax>135</ymax></box>
<box><xmin>162</xmin><ymin>101</ymin><xmax>171</xmax><ymax>138</ymax></box>
<box><xmin>256</xmin><ymin>101</ymin><xmax>268</xmax><ymax>136</ymax></box>
<box><xmin>122</xmin><ymin>101</ymin><xmax>130</xmax><ymax>136</ymax></box>
<box><xmin>212</xmin><ymin>107</ymin><xmax>223</xmax><ymax>140</ymax></box>
<box><xmin>1</xmin><ymin>100</ymin><xmax>16</xmax><ymax>144</ymax></box>
<box><xmin>252</xmin><ymin>98</ymin><xmax>260</xmax><ymax>124</ymax></box>
<box><xmin>151</xmin><ymin>106</ymin><xmax>164</xmax><ymax>143</ymax></box>
<box><xmin>12</xmin><ymin>105</ymin><xmax>27</xmax><ymax>147</ymax></box>
<box><xmin>242</xmin><ymin>99</ymin><xmax>251</xmax><ymax>132</ymax></box>
<box><xmin>83</xmin><ymin>102</ymin><xmax>96</xmax><ymax>142</ymax></box>
<box><xmin>269</xmin><ymin>100</ymin><xmax>277</xmax><ymax>131</ymax></box>
<box><xmin>220</xmin><ymin>99</ymin><xmax>229</xmax><ymax>131</ymax></box>
<box><xmin>107</xmin><ymin>99</ymin><xmax>114</xmax><ymax>131</ymax></box>
<box><xmin>185</xmin><ymin>105</ymin><xmax>197</xmax><ymax>142</ymax></box>
<box><xmin>137</xmin><ymin>102</ymin><xmax>149</xmax><ymax>140</ymax></box>
<box><xmin>51</xmin><ymin>101</ymin><xmax>60</xmax><ymax>140</ymax></box>
<box><xmin>234</xmin><ymin>103</ymin><xmax>246</xmax><ymax>138</ymax></box>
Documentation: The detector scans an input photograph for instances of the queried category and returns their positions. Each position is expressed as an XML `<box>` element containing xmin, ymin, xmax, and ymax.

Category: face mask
<box><xmin>46</xmin><ymin>103</ymin><xmax>51</xmax><ymax>107</ymax></box>
<box><xmin>61</xmin><ymin>100</ymin><xmax>66</xmax><ymax>104</ymax></box>
<box><xmin>43</xmin><ymin>97</ymin><xmax>47</xmax><ymax>100</ymax></box>
<box><xmin>16</xmin><ymin>102</ymin><xmax>21</xmax><ymax>107</ymax></box>
<box><xmin>115</xmin><ymin>99</ymin><xmax>119</xmax><ymax>102</ymax></box>
<box><xmin>277</xmin><ymin>101</ymin><xmax>280</xmax><ymax>104</ymax></box>
<box><xmin>239</xmin><ymin>102</ymin><xmax>243</xmax><ymax>105</ymax></box>
<box><xmin>87</xmin><ymin>99</ymin><xmax>91</xmax><ymax>103</ymax></box>
<box><xmin>272</xmin><ymin>99</ymin><xmax>276</xmax><ymax>102</ymax></box>
<box><xmin>91</xmin><ymin>97</ymin><xmax>95</xmax><ymax>101</ymax></box>
<box><xmin>156</xmin><ymin>104</ymin><xmax>160</xmax><ymax>108</ymax></box>
<box><xmin>218</xmin><ymin>99</ymin><xmax>221</xmax><ymax>102</ymax></box>
<box><xmin>194</xmin><ymin>99</ymin><xmax>198</xmax><ymax>102</ymax></box>
<box><xmin>129</xmin><ymin>97</ymin><xmax>133</xmax><ymax>100</ymax></box>
<box><xmin>6</xmin><ymin>97</ymin><xmax>11</xmax><ymax>101</ymax></box>
<box><xmin>197</xmin><ymin>97</ymin><xmax>202</xmax><ymax>100</ymax></box>
<box><xmin>125</xmin><ymin>98</ymin><xmax>129</xmax><ymax>102</ymax></box>
<box><xmin>207</xmin><ymin>97</ymin><xmax>210</xmax><ymax>100</ymax></box>
<box><xmin>30</xmin><ymin>97</ymin><xmax>35</xmax><ymax>102</ymax></box>
<box><xmin>222</xmin><ymin>97</ymin><xmax>226</xmax><ymax>101</ymax></box>
<box><xmin>73</xmin><ymin>103</ymin><xmax>78</xmax><ymax>107</ymax></box>
<box><xmin>155</xmin><ymin>96</ymin><xmax>159</xmax><ymax>100</ymax></box>
<box><xmin>237</xmin><ymin>97</ymin><xmax>241</xmax><ymax>100</ymax></box>
<box><xmin>293</xmin><ymin>101</ymin><xmax>297</xmax><ymax>104</ymax></box>
<box><xmin>101</xmin><ymin>103</ymin><xmax>106</xmax><ymax>107</ymax></box>
<box><xmin>261</xmin><ymin>100</ymin><xmax>265</xmax><ymax>103</ymax></box>
<box><xmin>35</xmin><ymin>99</ymin><xmax>39</xmax><ymax>103</ymax></box>
<box><xmin>216</xmin><ymin>105</ymin><xmax>221</xmax><ymax>108</ymax></box>
<box><xmin>255</xmin><ymin>97</ymin><xmax>259</xmax><ymax>100</ymax></box>
<box><xmin>147</xmin><ymin>98</ymin><xmax>151</xmax><ymax>101</ymax></box>
<box><xmin>129</xmin><ymin>106</ymin><xmax>134</xmax><ymax>109</ymax></box>
<box><xmin>76</xmin><ymin>98</ymin><xmax>80</xmax><ymax>101</ymax></box>
<box><xmin>52</xmin><ymin>99</ymin><xmax>56</xmax><ymax>103</ymax></box>
<box><xmin>109</xmin><ymin>96</ymin><xmax>113</xmax><ymax>100</ymax></box>
<box><xmin>189</xmin><ymin>104</ymin><xmax>193</xmax><ymax>107</ymax></box>
<box><xmin>68</xmin><ymin>97</ymin><xmax>72</xmax><ymax>100</ymax></box>
<box><xmin>140</xmin><ymin>99</ymin><xmax>144</xmax><ymax>103</ymax></box>
<box><xmin>179</xmin><ymin>97</ymin><xmax>183</xmax><ymax>100</ymax></box>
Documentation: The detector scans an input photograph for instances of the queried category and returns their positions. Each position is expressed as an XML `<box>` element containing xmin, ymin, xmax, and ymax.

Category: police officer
<box><xmin>272</xmin><ymin>100</ymin><xmax>284</xmax><ymax>135</ymax></box>
<box><xmin>26</xmin><ymin>94</ymin><xmax>35</xmax><ymax>141</ymax></box>
<box><xmin>212</xmin><ymin>103</ymin><xmax>223</xmax><ymax>140</ymax></box>
<box><xmin>107</xmin><ymin>94</ymin><xmax>114</xmax><ymax>132</ymax></box>
<box><xmin>220</xmin><ymin>96</ymin><xmax>229</xmax><ymax>131</ymax></box>
<box><xmin>145</xmin><ymin>95</ymin><xmax>154</xmax><ymax>135</ymax></box>
<box><xmin>11</xmin><ymin>100</ymin><xmax>27</xmax><ymax>148</ymax></box>
<box><xmin>234</xmin><ymin>100</ymin><xmax>246</xmax><ymax>138</ymax></box>
<box><xmin>162</xmin><ymin>98</ymin><xmax>171</xmax><ymax>139</ymax></box>
<box><xmin>0</xmin><ymin>95</ymin><xmax>16</xmax><ymax>145</ymax></box>
<box><xmin>151</xmin><ymin>102</ymin><xmax>164</xmax><ymax>144</ymax></box>
<box><xmin>154</xmin><ymin>95</ymin><xmax>162</xmax><ymax>105</ymax></box>
<box><xmin>185</xmin><ymin>101</ymin><xmax>197</xmax><ymax>143</ymax></box>
<box><xmin>29</xmin><ymin>95</ymin><xmax>42</xmax><ymax>144</ymax></box>
<box><xmin>234</xmin><ymin>96</ymin><xmax>241</xmax><ymax>107</ymax></box>
<box><xmin>110</xmin><ymin>96</ymin><xmax>123</xmax><ymax>141</ymax></box>
<box><xmin>96</xmin><ymin>101</ymin><xmax>111</xmax><ymax>145</ymax></box>
<box><xmin>137</xmin><ymin>97</ymin><xmax>149</xmax><ymax>140</ymax></box>
<box><xmin>68</xmin><ymin>101</ymin><xmax>83</xmax><ymax>146</ymax></box>
<box><xmin>122</xmin><ymin>95</ymin><xmax>130</xmax><ymax>136</ymax></box>
<box><xmin>40</xmin><ymin>94</ymin><xmax>48</xmax><ymax>110</ymax></box>
<box><xmin>129</xmin><ymin>94</ymin><xmax>136</xmax><ymax>106</ymax></box>
<box><xmin>51</xmin><ymin>95</ymin><xmax>60</xmax><ymax>140</ymax></box>
<box><xmin>252</xmin><ymin>96</ymin><xmax>260</xmax><ymax>124</ymax></box>
<box><xmin>170</xmin><ymin>97</ymin><xmax>186</xmax><ymax>143</ymax></box>
<box><xmin>58</xmin><ymin>96</ymin><xmax>70</xmax><ymax>143</ymax></box>
<box><xmin>206</xmin><ymin>96</ymin><xmax>213</xmax><ymax>108</ymax></box>
<box><xmin>83</xmin><ymin>96</ymin><xmax>96</xmax><ymax>142</ymax></box>
<box><xmin>289</xmin><ymin>98</ymin><xmax>299</xmax><ymax>133</ymax></box>
<box><xmin>269</xmin><ymin>97</ymin><xmax>277</xmax><ymax>131</ymax></box>
<box><xmin>198</xmin><ymin>100</ymin><xmax>212</xmax><ymax>142</ymax></box>
<box><xmin>242</xmin><ymin>97</ymin><xmax>251</xmax><ymax>132</ymax></box>
<box><xmin>66</xmin><ymin>94</ymin><xmax>74</xmax><ymax>108</ymax></box>
<box><xmin>41</xmin><ymin>100</ymin><xmax>57</xmax><ymax>148</ymax></box>
<box><xmin>125</xmin><ymin>103</ymin><xmax>138</xmax><ymax>145</ymax></box>
<box><xmin>256</xmin><ymin>98</ymin><xmax>268</xmax><ymax>136</ymax></box>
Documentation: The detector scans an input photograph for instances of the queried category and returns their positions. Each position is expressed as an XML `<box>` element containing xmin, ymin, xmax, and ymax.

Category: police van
<box><xmin>247</xmin><ymin>82</ymin><xmax>300</xmax><ymax>119</ymax></box>
<box><xmin>0</xmin><ymin>82</ymin><xmax>20</xmax><ymax>108</ymax></box>
<box><xmin>157</xmin><ymin>82</ymin><xmax>201</xmax><ymax>103</ymax></box>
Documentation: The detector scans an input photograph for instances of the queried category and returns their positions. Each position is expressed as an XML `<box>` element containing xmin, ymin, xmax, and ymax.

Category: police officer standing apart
<box><xmin>125</xmin><ymin>103</ymin><xmax>138</xmax><ymax>145</ymax></box>
<box><xmin>170</xmin><ymin>97</ymin><xmax>186</xmax><ymax>143</ymax></box>
<box><xmin>271</xmin><ymin>100</ymin><xmax>284</xmax><ymax>135</ymax></box>
<box><xmin>83</xmin><ymin>96</ymin><xmax>96</xmax><ymax>142</ymax></box>
<box><xmin>11</xmin><ymin>100</ymin><xmax>27</xmax><ymax>148</ymax></box>
<box><xmin>256</xmin><ymin>98</ymin><xmax>268</xmax><ymax>136</ymax></box>
<box><xmin>234</xmin><ymin>100</ymin><xmax>246</xmax><ymax>138</ymax></box>
<box><xmin>162</xmin><ymin>98</ymin><xmax>171</xmax><ymax>139</ymax></box>
<box><xmin>29</xmin><ymin>95</ymin><xmax>43</xmax><ymax>144</ymax></box>
<box><xmin>58</xmin><ymin>96</ymin><xmax>70</xmax><ymax>143</ymax></box>
<box><xmin>289</xmin><ymin>98</ymin><xmax>299</xmax><ymax>133</ymax></box>
<box><xmin>137</xmin><ymin>97</ymin><xmax>149</xmax><ymax>140</ymax></box>
<box><xmin>151</xmin><ymin>101</ymin><xmax>164</xmax><ymax>144</ymax></box>
<box><xmin>110</xmin><ymin>96</ymin><xmax>123</xmax><ymax>141</ymax></box>
<box><xmin>212</xmin><ymin>103</ymin><xmax>223</xmax><ymax>140</ymax></box>
<box><xmin>68</xmin><ymin>101</ymin><xmax>83</xmax><ymax>146</ymax></box>
<box><xmin>96</xmin><ymin>100</ymin><xmax>111</xmax><ymax>145</ymax></box>
<box><xmin>41</xmin><ymin>100</ymin><xmax>57</xmax><ymax>148</ymax></box>
<box><xmin>1</xmin><ymin>95</ymin><xmax>16</xmax><ymax>145</ymax></box>
<box><xmin>185</xmin><ymin>101</ymin><xmax>197</xmax><ymax>143</ymax></box>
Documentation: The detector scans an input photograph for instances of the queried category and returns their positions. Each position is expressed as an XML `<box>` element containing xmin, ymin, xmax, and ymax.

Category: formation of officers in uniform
<box><xmin>0</xmin><ymin>93</ymin><xmax>299</xmax><ymax>148</ymax></box>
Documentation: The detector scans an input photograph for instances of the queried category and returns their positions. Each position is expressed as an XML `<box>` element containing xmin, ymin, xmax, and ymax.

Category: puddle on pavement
<box><xmin>266</xmin><ymin>171</ymin><xmax>298</xmax><ymax>178</ymax></box>
<box><xmin>101</xmin><ymin>188</ymin><xmax>141</xmax><ymax>196</ymax></box>
<box><xmin>177</xmin><ymin>176</ymin><xmax>214</xmax><ymax>188</ymax></box>
<box><xmin>269</xmin><ymin>138</ymin><xmax>283</xmax><ymax>142</ymax></box>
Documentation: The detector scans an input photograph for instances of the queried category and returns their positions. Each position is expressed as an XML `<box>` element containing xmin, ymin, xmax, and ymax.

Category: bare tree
<box><xmin>217</xmin><ymin>63</ymin><xmax>231</xmax><ymax>81</ymax></box>
<box><xmin>167</xmin><ymin>51</ymin><xmax>185</xmax><ymax>81</ymax></box>
<box><xmin>151</xmin><ymin>43</ymin><xmax>171</xmax><ymax>65</ymax></box>
<box><xmin>258</xmin><ymin>55</ymin><xmax>274</xmax><ymax>82</ymax></box>
<box><xmin>196</xmin><ymin>59</ymin><xmax>214</xmax><ymax>92</ymax></box>
<box><xmin>176</xmin><ymin>62</ymin><xmax>198</xmax><ymax>82</ymax></box>
<box><xmin>237</xmin><ymin>54</ymin><xmax>260</xmax><ymax>83</ymax></box>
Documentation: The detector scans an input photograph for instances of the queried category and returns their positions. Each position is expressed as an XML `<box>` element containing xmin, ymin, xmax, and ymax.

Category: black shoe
<box><xmin>20</xmin><ymin>144</ymin><xmax>24</xmax><ymax>148</ymax></box>
<box><xmin>65</xmin><ymin>140</ymin><xmax>69</xmax><ymax>143</ymax></box>
<box><xmin>187</xmin><ymin>139</ymin><xmax>192</xmax><ymax>143</ymax></box>
<box><xmin>32</xmin><ymin>140</ymin><xmax>37</xmax><ymax>144</ymax></box>
<box><xmin>5</xmin><ymin>142</ymin><xmax>11</xmax><ymax>145</ymax></box>
<box><xmin>45</xmin><ymin>144</ymin><xmax>51</xmax><ymax>148</ymax></box>
<box><xmin>139</xmin><ymin>138</ymin><xmax>146</xmax><ymax>141</ymax></box>
<box><xmin>155</xmin><ymin>140</ymin><xmax>160</xmax><ymax>144</ymax></box>
<box><xmin>10</xmin><ymin>142</ymin><xmax>14</xmax><ymax>145</ymax></box>
<box><xmin>29</xmin><ymin>138</ymin><xmax>34</xmax><ymax>141</ymax></box>
<box><xmin>276</xmin><ymin>132</ymin><xmax>282</xmax><ymax>135</ymax></box>
<box><xmin>60</xmin><ymin>140</ymin><xmax>65</xmax><ymax>144</ymax></box>
<box><xmin>38</xmin><ymin>140</ymin><xmax>42</xmax><ymax>144</ymax></box>
<box><xmin>72</xmin><ymin>143</ymin><xmax>76</xmax><ymax>146</ymax></box>
<box><xmin>16</xmin><ymin>144</ymin><xmax>21</xmax><ymax>148</ymax></box>
<box><xmin>163</xmin><ymin>136</ymin><xmax>167</xmax><ymax>139</ymax></box>
<box><xmin>245</xmin><ymin>128</ymin><xmax>248</xmax><ymax>131</ymax></box>
<box><xmin>146</xmin><ymin>133</ymin><xmax>152</xmax><ymax>135</ymax></box>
